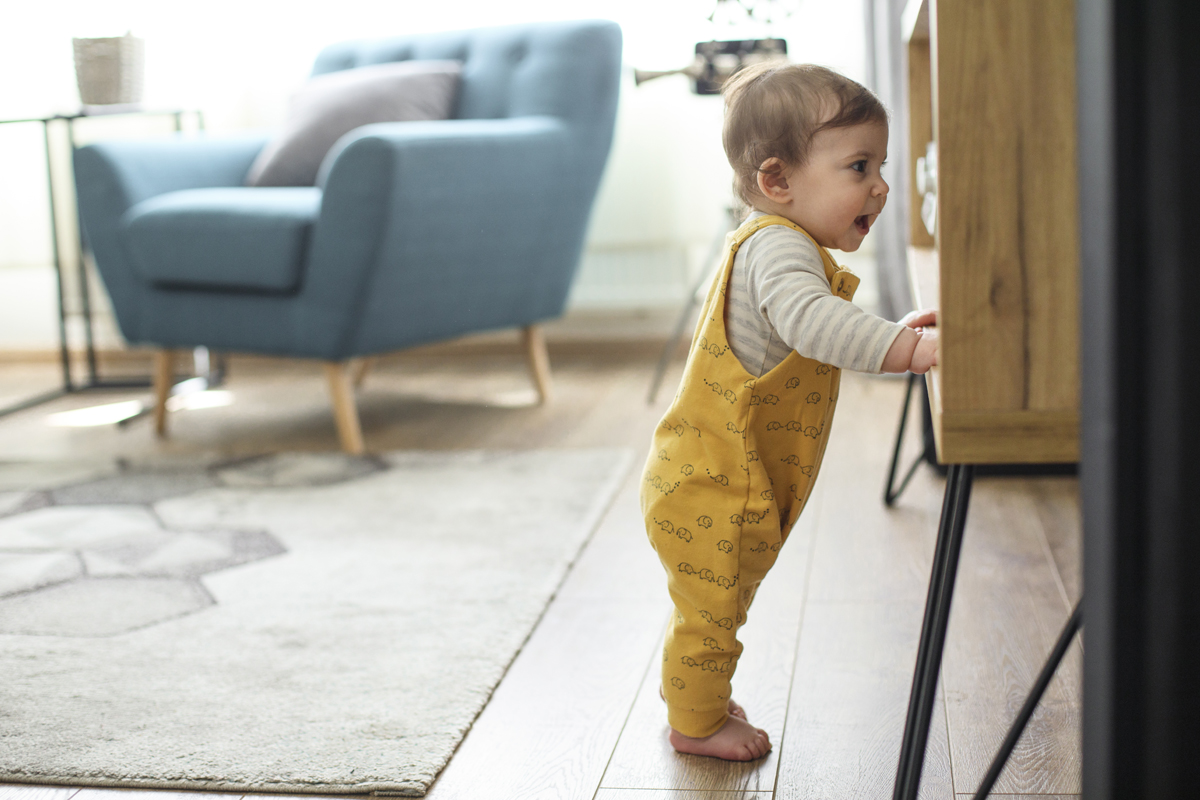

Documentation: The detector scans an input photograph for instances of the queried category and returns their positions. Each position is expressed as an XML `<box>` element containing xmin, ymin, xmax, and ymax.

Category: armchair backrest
<box><xmin>311</xmin><ymin>21</ymin><xmax>622</xmax><ymax>166</ymax></box>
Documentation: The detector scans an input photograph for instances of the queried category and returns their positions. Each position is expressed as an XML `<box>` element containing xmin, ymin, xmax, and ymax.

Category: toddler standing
<box><xmin>641</xmin><ymin>62</ymin><xmax>938</xmax><ymax>761</ymax></box>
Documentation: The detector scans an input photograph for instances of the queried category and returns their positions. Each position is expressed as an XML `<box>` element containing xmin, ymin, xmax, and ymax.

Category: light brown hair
<box><xmin>722</xmin><ymin>62</ymin><xmax>888</xmax><ymax>206</ymax></box>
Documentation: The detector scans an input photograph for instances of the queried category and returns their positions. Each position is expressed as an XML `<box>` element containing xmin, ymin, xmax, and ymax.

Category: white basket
<box><xmin>73</xmin><ymin>34</ymin><xmax>145</xmax><ymax>106</ymax></box>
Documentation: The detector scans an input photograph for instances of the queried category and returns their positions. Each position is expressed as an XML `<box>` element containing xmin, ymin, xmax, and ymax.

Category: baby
<box><xmin>641</xmin><ymin>62</ymin><xmax>938</xmax><ymax>761</ymax></box>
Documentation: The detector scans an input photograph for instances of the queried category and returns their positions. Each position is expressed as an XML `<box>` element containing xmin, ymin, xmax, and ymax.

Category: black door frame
<box><xmin>1080</xmin><ymin>0</ymin><xmax>1200</xmax><ymax>795</ymax></box>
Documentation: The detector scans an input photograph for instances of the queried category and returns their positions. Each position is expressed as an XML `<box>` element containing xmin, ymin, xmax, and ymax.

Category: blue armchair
<box><xmin>74</xmin><ymin>20</ymin><xmax>622</xmax><ymax>452</ymax></box>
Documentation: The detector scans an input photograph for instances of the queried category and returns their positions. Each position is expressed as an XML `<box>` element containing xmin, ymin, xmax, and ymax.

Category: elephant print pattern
<box><xmin>640</xmin><ymin>215</ymin><xmax>859</xmax><ymax>740</ymax></box>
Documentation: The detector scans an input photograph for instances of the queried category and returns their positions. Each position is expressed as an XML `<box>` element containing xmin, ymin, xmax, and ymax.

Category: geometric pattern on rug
<box><xmin>0</xmin><ymin>453</ymin><xmax>385</xmax><ymax>636</ymax></box>
<box><xmin>0</xmin><ymin>448</ymin><xmax>633</xmax><ymax>796</ymax></box>
<box><xmin>0</xmin><ymin>506</ymin><xmax>284</xmax><ymax>636</ymax></box>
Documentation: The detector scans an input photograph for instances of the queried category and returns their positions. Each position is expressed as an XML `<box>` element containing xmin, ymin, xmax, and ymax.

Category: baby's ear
<box><xmin>757</xmin><ymin>158</ymin><xmax>791</xmax><ymax>201</ymax></box>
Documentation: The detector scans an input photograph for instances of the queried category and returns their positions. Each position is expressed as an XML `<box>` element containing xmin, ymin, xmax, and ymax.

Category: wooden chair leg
<box><xmin>350</xmin><ymin>356</ymin><xmax>373</xmax><ymax>389</ymax></box>
<box><xmin>325</xmin><ymin>362</ymin><xmax>365</xmax><ymax>454</ymax></box>
<box><xmin>522</xmin><ymin>324</ymin><xmax>553</xmax><ymax>405</ymax></box>
<box><xmin>152</xmin><ymin>349</ymin><xmax>175</xmax><ymax>437</ymax></box>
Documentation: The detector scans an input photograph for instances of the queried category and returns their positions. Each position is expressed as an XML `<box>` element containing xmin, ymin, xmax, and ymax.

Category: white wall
<box><xmin>0</xmin><ymin>0</ymin><xmax>869</xmax><ymax>349</ymax></box>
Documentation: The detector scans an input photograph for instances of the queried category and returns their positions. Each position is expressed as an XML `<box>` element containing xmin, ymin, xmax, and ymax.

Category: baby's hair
<box><xmin>722</xmin><ymin>62</ymin><xmax>888</xmax><ymax>207</ymax></box>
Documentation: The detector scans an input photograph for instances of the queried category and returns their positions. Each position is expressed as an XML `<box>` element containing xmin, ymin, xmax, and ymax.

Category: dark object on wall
<box><xmin>1079</xmin><ymin>0</ymin><xmax>1200</xmax><ymax>796</ymax></box>
<box><xmin>633</xmin><ymin>38</ymin><xmax>786</xmax><ymax>94</ymax></box>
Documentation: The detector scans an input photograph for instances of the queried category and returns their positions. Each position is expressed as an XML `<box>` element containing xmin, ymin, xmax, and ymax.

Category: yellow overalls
<box><xmin>641</xmin><ymin>214</ymin><xmax>859</xmax><ymax>738</ymax></box>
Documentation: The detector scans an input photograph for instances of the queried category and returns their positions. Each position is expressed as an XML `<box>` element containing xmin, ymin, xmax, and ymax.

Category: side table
<box><xmin>0</xmin><ymin>106</ymin><xmax>210</xmax><ymax>419</ymax></box>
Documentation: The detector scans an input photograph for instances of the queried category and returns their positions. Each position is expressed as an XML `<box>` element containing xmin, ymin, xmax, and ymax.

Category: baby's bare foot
<box><xmin>660</xmin><ymin>686</ymin><xmax>747</xmax><ymax>720</ymax></box>
<box><xmin>668</xmin><ymin>716</ymin><xmax>771</xmax><ymax>761</ymax></box>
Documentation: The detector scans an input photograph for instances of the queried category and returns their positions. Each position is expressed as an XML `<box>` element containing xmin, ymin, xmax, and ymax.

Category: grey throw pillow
<box><xmin>246</xmin><ymin>60</ymin><xmax>462</xmax><ymax>187</ymax></box>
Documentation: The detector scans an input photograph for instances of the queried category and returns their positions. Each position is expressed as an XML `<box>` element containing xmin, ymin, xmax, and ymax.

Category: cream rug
<box><xmin>0</xmin><ymin>449</ymin><xmax>632</xmax><ymax>796</ymax></box>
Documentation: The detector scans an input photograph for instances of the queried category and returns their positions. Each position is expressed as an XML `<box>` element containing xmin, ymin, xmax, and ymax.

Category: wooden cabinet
<box><xmin>904</xmin><ymin>0</ymin><xmax>1080</xmax><ymax>464</ymax></box>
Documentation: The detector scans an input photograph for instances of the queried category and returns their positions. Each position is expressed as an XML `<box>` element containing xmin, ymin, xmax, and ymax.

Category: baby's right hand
<box><xmin>898</xmin><ymin>308</ymin><xmax>938</xmax><ymax>330</ymax></box>
<box><xmin>909</xmin><ymin>330</ymin><xmax>939</xmax><ymax>374</ymax></box>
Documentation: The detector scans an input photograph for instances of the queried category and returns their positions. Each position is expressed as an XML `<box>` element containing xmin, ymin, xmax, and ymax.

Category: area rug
<box><xmin>0</xmin><ymin>448</ymin><xmax>632</xmax><ymax>796</ymax></box>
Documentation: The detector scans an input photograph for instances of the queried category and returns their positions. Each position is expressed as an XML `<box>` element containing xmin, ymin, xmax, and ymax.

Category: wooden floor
<box><xmin>0</xmin><ymin>341</ymin><xmax>1081</xmax><ymax>800</ymax></box>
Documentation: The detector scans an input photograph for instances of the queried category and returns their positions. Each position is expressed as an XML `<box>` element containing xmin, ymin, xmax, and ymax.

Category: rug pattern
<box><xmin>0</xmin><ymin>449</ymin><xmax>631</xmax><ymax>796</ymax></box>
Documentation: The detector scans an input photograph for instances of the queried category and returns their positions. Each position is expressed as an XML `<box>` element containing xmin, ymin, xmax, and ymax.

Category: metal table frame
<box><xmin>885</xmin><ymin>373</ymin><xmax>1085</xmax><ymax>799</ymax></box>
<box><xmin>0</xmin><ymin>107</ymin><xmax>206</xmax><ymax>420</ymax></box>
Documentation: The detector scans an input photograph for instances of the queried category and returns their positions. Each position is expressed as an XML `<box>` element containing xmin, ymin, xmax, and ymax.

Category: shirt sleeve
<box><xmin>743</xmin><ymin>225</ymin><xmax>907</xmax><ymax>374</ymax></box>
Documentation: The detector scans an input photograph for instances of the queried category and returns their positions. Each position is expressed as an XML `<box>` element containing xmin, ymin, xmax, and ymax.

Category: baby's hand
<box><xmin>898</xmin><ymin>308</ymin><xmax>938</xmax><ymax>331</ymax></box>
<box><xmin>909</xmin><ymin>330</ymin><xmax>939</xmax><ymax>374</ymax></box>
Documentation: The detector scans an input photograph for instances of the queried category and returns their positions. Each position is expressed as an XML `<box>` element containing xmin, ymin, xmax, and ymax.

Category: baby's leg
<box><xmin>658</xmin><ymin>682</ymin><xmax>747</xmax><ymax>719</ymax></box>
<box><xmin>661</xmin><ymin>583</ymin><xmax>771</xmax><ymax>761</ymax></box>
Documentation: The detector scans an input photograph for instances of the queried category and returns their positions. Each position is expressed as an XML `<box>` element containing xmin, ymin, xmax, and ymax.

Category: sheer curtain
<box><xmin>864</xmin><ymin>0</ymin><xmax>914</xmax><ymax>321</ymax></box>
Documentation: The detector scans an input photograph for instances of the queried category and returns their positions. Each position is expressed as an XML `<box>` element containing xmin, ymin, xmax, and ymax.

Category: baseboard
<box><xmin>0</xmin><ymin>313</ymin><xmax>683</xmax><ymax>367</ymax></box>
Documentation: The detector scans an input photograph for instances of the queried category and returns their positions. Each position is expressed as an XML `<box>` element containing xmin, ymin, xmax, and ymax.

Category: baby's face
<box><xmin>777</xmin><ymin>122</ymin><xmax>890</xmax><ymax>252</ymax></box>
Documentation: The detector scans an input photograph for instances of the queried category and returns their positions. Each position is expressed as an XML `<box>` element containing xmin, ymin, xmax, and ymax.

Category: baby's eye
<box><xmin>851</xmin><ymin>160</ymin><xmax>866</xmax><ymax>173</ymax></box>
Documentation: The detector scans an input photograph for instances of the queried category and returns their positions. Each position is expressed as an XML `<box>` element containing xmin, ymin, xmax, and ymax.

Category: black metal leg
<box><xmin>65</xmin><ymin>118</ymin><xmax>101</xmax><ymax>386</ymax></box>
<box><xmin>44</xmin><ymin>119</ymin><xmax>72</xmax><ymax>392</ymax></box>
<box><xmin>893</xmin><ymin>463</ymin><xmax>975</xmax><ymax>800</ymax></box>
<box><xmin>971</xmin><ymin>599</ymin><xmax>1084</xmax><ymax>799</ymax></box>
<box><xmin>885</xmin><ymin>372</ymin><xmax>927</xmax><ymax>506</ymax></box>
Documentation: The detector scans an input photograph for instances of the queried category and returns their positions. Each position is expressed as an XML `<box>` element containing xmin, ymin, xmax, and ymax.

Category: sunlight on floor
<box><xmin>44</xmin><ymin>391</ymin><xmax>234</xmax><ymax>427</ymax></box>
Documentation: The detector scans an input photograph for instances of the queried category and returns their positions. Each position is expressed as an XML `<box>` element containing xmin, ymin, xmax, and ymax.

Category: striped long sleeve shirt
<box><xmin>724</xmin><ymin>212</ymin><xmax>906</xmax><ymax>377</ymax></box>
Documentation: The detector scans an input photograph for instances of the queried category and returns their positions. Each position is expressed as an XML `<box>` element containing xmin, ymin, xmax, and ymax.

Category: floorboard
<box><xmin>0</xmin><ymin>788</ymin><xmax>80</xmax><ymax>800</ymax></box>
<box><xmin>940</xmin><ymin>481</ymin><xmax>1082</xmax><ymax>795</ymax></box>
<box><xmin>774</xmin><ymin>375</ymin><xmax>952</xmax><ymax>799</ymax></box>
<box><xmin>594</xmin><ymin>791</ymin><xmax>774</xmax><ymax>799</ymax></box>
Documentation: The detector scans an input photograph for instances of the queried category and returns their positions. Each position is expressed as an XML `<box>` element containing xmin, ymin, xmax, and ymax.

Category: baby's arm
<box><xmin>880</xmin><ymin>310</ymin><xmax>939</xmax><ymax>374</ymax></box>
<box><xmin>745</xmin><ymin>227</ymin><xmax>925</xmax><ymax>374</ymax></box>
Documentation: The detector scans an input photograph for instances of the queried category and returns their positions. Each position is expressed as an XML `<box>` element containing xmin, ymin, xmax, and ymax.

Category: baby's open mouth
<box><xmin>855</xmin><ymin>215</ymin><xmax>871</xmax><ymax>235</ymax></box>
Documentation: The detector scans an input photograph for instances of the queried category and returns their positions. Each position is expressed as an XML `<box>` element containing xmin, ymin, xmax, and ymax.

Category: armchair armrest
<box><xmin>74</xmin><ymin>132</ymin><xmax>270</xmax><ymax>342</ymax></box>
<box><xmin>75</xmin><ymin>131</ymin><xmax>271</xmax><ymax>212</ymax></box>
<box><xmin>299</xmin><ymin>117</ymin><xmax>576</xmax><ymax>358</ymax></box>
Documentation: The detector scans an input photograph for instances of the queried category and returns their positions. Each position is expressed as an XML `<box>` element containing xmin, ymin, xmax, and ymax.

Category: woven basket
<box><xmin>73</xmin><ymin>34</ymin><xmax>144</xmax><ymax>105</ymax></box>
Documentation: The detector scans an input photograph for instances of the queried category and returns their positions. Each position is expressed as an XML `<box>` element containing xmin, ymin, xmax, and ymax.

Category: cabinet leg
<box><xmin>152</xmin><ymin>349</ymin><xmax>176</xmax><ymax>437</ymax></box>
<box><xmin>522</xmin><ymin>325</ymin><xmax>553</xmax><ymax>405</ymax></box>
<box><xmin>325</xmin><ymin>362</ymin><xmax>365</xmax><ymax>455</ymax></box>
<box><xmin>884</xmin><ymin>372</ymin><xmax>925</xmax><ymax>506</ymax></box>
<box><xmin>893</xmin><ymin>463</ymin><xmax>974</xmax><ymax>800</ymax></box>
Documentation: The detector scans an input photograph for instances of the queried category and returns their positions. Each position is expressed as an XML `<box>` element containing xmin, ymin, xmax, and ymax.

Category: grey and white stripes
<box><xmin>724</xmin><ymin>213</ymin><xmax>905</xmax><ymax>377</ymax></box>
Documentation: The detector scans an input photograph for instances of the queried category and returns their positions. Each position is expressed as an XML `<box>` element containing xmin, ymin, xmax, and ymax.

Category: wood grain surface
<box><xmin>936</xmin><ymin>0</ymin><xmax>1079</xmax><ymax>417</ymax></box>
<box><xmin>940</xmin><ymin>480</ymin><xmax>1082</xmax><ymax>794</ymax></box>
<box><xmin>594</xmin><ymin>791</ymin><xmax>773</xmax><ymax>799</ymax></box>
<box><xmin>774</xmin><ymin>600</ymin><xmax>954</xmax><ymax>800</ymax></box>
<box><xmin>1025</xmin><ymin>478</ymin><xmax>1083</xmax><ymax>606</ymax></box>
<box><xmin>774</xmin><ymin>376</ymin><xmax>953</xmax><ymax>799</ymax></box>
<box><xmin>907</xmin><ymin>37</ymin><xmax>936</xmax><ymax>250</ymax></box>
<box><xmin>907</xmin><ymin>0</ymin><xmax>1081</xmax><ymax>465</ymax></box>
<box><xmin>0</xmin><ymin>788</ymin><xmax>79</xmax><ymax>800</ymax></box>
<box><xmin>937</xmin><ymin>409</ymin><xmax>1079</xmax><ymax>465</ymax></box>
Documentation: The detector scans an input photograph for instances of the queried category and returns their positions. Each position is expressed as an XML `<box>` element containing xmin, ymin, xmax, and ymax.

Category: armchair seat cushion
<box><xmin>123</xmin><ymin>187</ymin><xmax>322</xmax><ymax>293</ymax></box>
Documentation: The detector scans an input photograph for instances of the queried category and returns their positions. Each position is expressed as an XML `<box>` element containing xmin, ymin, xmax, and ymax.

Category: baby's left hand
<box><xmin>898</xmin><ymin>308</ymin><xmax>938</xmax><ymax>331</ymax></box>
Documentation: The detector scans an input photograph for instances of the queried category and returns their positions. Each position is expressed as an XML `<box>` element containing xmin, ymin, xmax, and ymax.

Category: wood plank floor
<box><xmin>0</xmin><ymin>343</ymin><xmax>1081</xmax><ymax>799</ymax></box>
